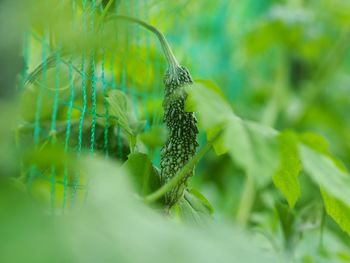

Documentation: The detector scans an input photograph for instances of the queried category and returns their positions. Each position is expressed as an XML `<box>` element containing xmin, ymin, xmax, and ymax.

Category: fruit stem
<box><xmin>107</xmin><ymin>15</ymin><xmax>180</xmax><ymax>75</ymax></box>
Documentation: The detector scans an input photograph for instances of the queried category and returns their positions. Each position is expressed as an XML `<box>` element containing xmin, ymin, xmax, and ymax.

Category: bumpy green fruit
<box><xmin>106</xmin><ymin>16</ymin><xmax>199</xmax><ymax>208</ymax></box>
<box><xmin>160</xmin><ymin>65</ymin><xmax>199</xmax><ymax>208</ymax></box>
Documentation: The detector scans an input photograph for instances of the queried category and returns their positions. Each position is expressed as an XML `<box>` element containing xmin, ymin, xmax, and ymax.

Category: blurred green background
<box><xmin>1</xmin><ymin>0</ymin><xmax>350</xmax><ymax>262</ymax></box>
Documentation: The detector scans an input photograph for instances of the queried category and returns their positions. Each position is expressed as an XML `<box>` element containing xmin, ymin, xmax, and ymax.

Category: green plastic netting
<box><xmin>19</xmin><ymin>0</ymin><xmax>165</xmax><ymax>212</ymax></box>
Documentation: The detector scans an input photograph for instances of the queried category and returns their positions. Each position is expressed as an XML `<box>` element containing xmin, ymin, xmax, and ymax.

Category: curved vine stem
<box><xmin>24</xmin><ymin>52</ymin><xmax>87</xmax><ymax>88</ymax></box>
<box><xmin>24</xmin><ymin>15</ymin><xmax>180</xmax><ymax>90</ymax></box>
<box><xmin>106</xmin><ymin>15</ymin><xmax>180</xmax><ymax>75</ymax></box>
<box><xmin>143</xmin><ymin>131</ymin><xmax>222</xmax><ymax>204</ymax></box>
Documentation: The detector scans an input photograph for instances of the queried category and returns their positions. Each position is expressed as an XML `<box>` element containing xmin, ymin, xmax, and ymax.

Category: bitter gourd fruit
<box><xmin>107</xmin><ymin>15</ymin><xmax>199</xmax><ymax>208</ymax></box>
<box><xmin>160</xmin><ymin>66</ymin><xmax>199</xmax><ymax>208</ymax></box>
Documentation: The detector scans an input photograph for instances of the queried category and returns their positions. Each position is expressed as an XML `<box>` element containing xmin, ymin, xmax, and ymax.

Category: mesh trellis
<box><xmin>19</xmin><ymin>0</ymin><xmax>165</xmax><ymax>212</ymax></box>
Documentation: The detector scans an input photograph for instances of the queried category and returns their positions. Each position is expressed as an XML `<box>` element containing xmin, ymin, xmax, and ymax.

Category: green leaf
<box><xmin>193</xmin><ymin>79</ymin><xmax>226</xmax><ymax>99</ymax></box>
<box><xmin>106</xmin><ymin>90</ymin><xmax>134</xmax><ymax>135</ymax></box>
<box><xmin>299</xmin><ymin>132</ymin><xmax>347</xmax><ymax>171</ymax></box>
<box><xmin>298</xmin><ymin>133</ymin><xmax>350</xmax><ymax>236</ymax></box>
<box><xmin>130</xmin><ymin>120</ymin><xmax>147</xmax><ymax>135</ymax></box>
<box><xmin>206</xmin><ymin>124</ymin><xmax>227</xmax><ymax>155</ymax></box>
<box><xmin>300</xmin><ymin>145</ymin><xmax>350</xmax><ymax>206</ymax></box>
<box><xmin>300</xmin><ymin>145</ymin><xmax>350</xmax><ymax>236</ymax></box>
<box><xmin>321</xmin><ymin>190</ymin><xmax>350</xmax><ymax>236</ymax></box>
<box><xmin>177</xmin><ymin>190</ymin><xmax>212</xmax><ymax>225</ymax></box>
<box><xmin>273</xmin><ymin>131</ymin><xmax>301</xmax><ymax>208</ymax></box>
<box><xmin>186</xmin><ymin>83</ymin><xmax>280</xmax><ymax>187</ymax></box>
<box><xmin>225</xmin><ymin>120</ymin><xmax>279</xmax><ymax>187</ymax></box>
<box><xmin>123</xmin><ymin>152</ymin><xmax>160</xmax><ymax>196</ymax></box>
<box><xmin>185</xmin><ymin>83</ymin><xmax>233</xmax><ymax>130</ymax></box>
<box><xmin>188</xmin><ymin>188</ymin><xmax>214</xmax><ymax>215</ymax></box>
<box><xmin>298</xmin><ymin>132</ymin><xmax>330</xmax><ymax>154</ymax></box>
<box><xmin>185</xmin><ymin>82</ymin><xmax>232</xmax><ymax>155</ymax></box>
<box><xmin>175</xmin><ymin>188</ymin><xmax>214</xmax><ymax>225</ymax></box>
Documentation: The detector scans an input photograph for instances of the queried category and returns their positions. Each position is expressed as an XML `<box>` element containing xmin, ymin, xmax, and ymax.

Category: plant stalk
<box><xmin>236</xmin><ymin>174</ymin><xmax>255</xmax><ymax>226</ymax></box>
<box><xmin>144</xmin><ymin>131</ymin><xmax>222</xmax><ymax>204</ymax></box>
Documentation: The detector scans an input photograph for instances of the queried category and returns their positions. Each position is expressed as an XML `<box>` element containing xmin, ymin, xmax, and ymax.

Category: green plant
<box><xmin>159</xmin><ymin>48</ymin><xmax>199</xmax><ymax>209</ymax></box>
<box><xmin>8</xmin><ymin>0</ymin><xmax>350</xmax><ymax>261</ymax></box>
<box><xmin>83</xmin><ymin>14</ymin><xmax>200</xmax><ymax>210</ymax></box>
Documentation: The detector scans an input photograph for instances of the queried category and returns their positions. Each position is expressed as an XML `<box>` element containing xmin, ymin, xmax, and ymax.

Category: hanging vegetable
<box><xmin>108</xmin><ymin>15</ymin><xmax>199</xmax><ymax>208</ymax></box>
